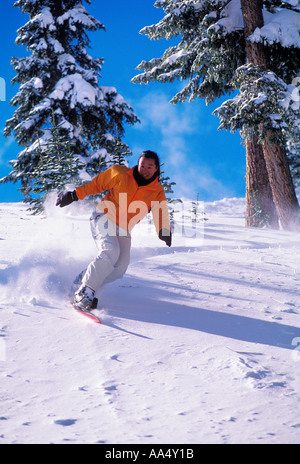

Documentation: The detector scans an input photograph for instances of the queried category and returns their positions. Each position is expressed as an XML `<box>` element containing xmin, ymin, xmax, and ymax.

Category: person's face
<box><xmin>138</xmin><ymin>156</ymin><xmax>158</xmax><ymax>180</ymax></box>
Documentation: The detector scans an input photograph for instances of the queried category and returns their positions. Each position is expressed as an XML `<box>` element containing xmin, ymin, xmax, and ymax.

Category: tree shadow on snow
<box><xmin>101</xmin><ymin>274</ymin><xmax>300</xmax><ymax>351</ymax></box>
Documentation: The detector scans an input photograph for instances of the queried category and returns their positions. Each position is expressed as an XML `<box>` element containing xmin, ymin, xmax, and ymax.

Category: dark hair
<box><xmin>139</xmin><ymin>150</ymin><xmax>161</xmax><ymax>177</ymax></box>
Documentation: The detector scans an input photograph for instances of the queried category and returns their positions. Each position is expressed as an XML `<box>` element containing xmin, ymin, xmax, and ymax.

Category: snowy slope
<box><xmin>0</xmin><ymin>197</ymin><xmax>300</xmax><ymax>444</ymax></box>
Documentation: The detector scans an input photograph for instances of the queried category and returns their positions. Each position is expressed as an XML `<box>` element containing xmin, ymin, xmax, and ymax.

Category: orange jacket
<box><xmin>75</xmin><ymin>165</ymin><xmax>171</xmax><ymax>233</ymax></box>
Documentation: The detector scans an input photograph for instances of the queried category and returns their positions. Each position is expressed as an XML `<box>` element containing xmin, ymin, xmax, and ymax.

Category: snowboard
<box><xmin>72</xmin><ymin>297</ymin><xmax>101</xmax><ymax>324</ymax></box>
<box><xmin>74</xmin><ymin>306</ymin><xmax>101</xmax><ymax>324</ymax></box>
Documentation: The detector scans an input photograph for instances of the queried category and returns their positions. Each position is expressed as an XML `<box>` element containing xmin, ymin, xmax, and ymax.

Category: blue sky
<box><xmin>0</xmin><ymin>0</ymin><xmax>246</xmax><ymax>203</ymax></box>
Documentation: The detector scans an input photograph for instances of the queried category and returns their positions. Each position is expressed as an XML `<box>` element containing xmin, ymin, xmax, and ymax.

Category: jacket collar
<box><xmin>131</xmin><ymin>166</ymin><xmax>159</xmax><ymax>188</ymax></box>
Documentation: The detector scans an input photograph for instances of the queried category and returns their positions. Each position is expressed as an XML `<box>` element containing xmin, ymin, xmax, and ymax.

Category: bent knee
<box><xmin>96</xmin><ymin>247</ymin><xmax>120</xmax><ymax>267</ymax></box>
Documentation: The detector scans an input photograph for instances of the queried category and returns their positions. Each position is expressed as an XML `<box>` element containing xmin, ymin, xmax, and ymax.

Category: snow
<box><xmin>0</xmin><ymin>196</ymin><xmax>300</xmax><ymax>444</ymax></box>
<box><xmin>57</xmin><ymin>4</ymin><xmax>104</xmax><ymax>31</ymax></box>
<box><xmin>48</xmin><ymin>37</ymin><xmax>64</xmax><ymax>54</ymax></box>
<box><xmin>280</xmin><ymin>84</ymin><xmax>300</xmax><ymax>112</ymax></box>
<box><xmin>57</xmin><ymin>54</ymin><xmax>75</xmax><ymax>71</ymax></box>
<box><xmin>33</xmin><ymin>77</ymin><xmax>43</xmax><ymax>90</ymax></box>
<box><xmin>32</xmin><ymin>7</ymin><xmax>56</xmax><ymax>31</ymax></box>
<box><xmin>163</xmin><ymin>50</ymin><xmax>189</xmax><ymax>66</ymax></box>
<box><xmin>251</xmin><ymin>9</ymin><xmax>300</xmax><ymax>48</ymax></box>
<box><xmin>50</xmin><ymin>74</ymin><xmax>97</xmax><ymax>107</ymax></box>
<box><xmin>214</xmin><ymin>0</ymin><xmax>244</xmax><ymax>33</ymax></box>
<box><xmin>209</xmin><ymin>0</ymin><xmax>300</xmax><ymax>48</ymax></box>
<box><xmin>35</xmin><ymin>38</ymin><xmax>48</xmax><ymax>51</ymax></box>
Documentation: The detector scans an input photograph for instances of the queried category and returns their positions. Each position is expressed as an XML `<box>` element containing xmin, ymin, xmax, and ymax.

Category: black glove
<box><xmin>159</xmin><ymin>228</ymin><xmax>172</xmax><ymax>247</ymax></box>
<box><xmin>56</xmin><ymin>190</ymin><xmax>78</xmax><ymax>208</ymax></box>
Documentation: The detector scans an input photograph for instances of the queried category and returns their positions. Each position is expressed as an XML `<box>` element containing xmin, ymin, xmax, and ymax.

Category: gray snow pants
<box><xmin>81</xmin><ymin>211</ymin><xmax>131</xmax><ymax>292</ymax></box>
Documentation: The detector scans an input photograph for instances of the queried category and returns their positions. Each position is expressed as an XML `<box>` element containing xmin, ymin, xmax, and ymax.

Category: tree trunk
<box><xmin>263</xmin><ymin>137</ymin><xmax>300</xmax><ymax>230</ymax></box>
<box><xmin>245</xmin><ymin>138</ymin><xmax>278</xmax><ymax>228</ymax></box>
<box><xmin>241</xmin><ymin>0</ymin><xmax>300</xmax><ymax>230</ymax></box>
<box><xmin>240</xmin><ymin>0</ymin><xmax>268</xmax><ymax>71</ymax></box>
<box><xmin>240</xmin><ymin>0</ymin><xmax>278</xmax><ymax>228</ymax></box>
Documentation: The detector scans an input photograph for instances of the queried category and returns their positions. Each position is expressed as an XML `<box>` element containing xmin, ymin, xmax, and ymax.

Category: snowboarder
<box><xmin>56</xmin><ymin>151</ymin><xmax>172</xmax><ymax>311</ymax></box>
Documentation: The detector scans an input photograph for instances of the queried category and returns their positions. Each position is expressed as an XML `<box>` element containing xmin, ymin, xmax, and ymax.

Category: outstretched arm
<box><xmin>56</xmin><ymin>165</ymin><xmax>122</xmax><ymax>208</ymax></box>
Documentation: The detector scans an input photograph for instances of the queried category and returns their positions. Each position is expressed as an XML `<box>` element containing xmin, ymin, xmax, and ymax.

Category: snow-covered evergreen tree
<box><xmin>132</xmin><ymin>0</ymin><xmax>300</xmax><ymax>229</ymax></box>
<box><xmin>2</xmin><ymin>0</ymin><xmax>139</xmax><ymax>207</ymax></box>
<box><xmin>133</xmin><ymin>0</ymin><xmax>299</xmax><ymax>107</ymax></box>
<box><xmin>160</xmin><ymin>163</ymin><xmax>176</xmax><ymax>201</ymax></box>
<box><xmin>23</xmin><ymin>110</ymin><xmax>86</xmax><ymax>214</ymax></box>
<box><xmin>109</xmin><ymin>131</ymin><xmax>132</xmax><ymax>167</ymax></box>
<box><xmin>215</xmin><ymin>64</ymin><xmax>299</xmax><ymax>147</ymax></box>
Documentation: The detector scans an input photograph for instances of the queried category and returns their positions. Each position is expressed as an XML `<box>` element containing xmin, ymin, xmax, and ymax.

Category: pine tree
<box><xmin>191</xmin><ymin>193</ymin><xmax>206</xmax><ymax>223</ymax></box>
<box><xmin>216</xmin><ymin>0</ymin><xmax>300</xmax><ymax>230</ymax></box>
<box><xmin>159</xmin><ymin>162</ymin><xmax>180</xmax><ymax>231</ymax></box>
<box><xmin>215</xmin><ymin>63</ymin><xmax>300</xmax><ymax>229</ymax></box>
<box><xmin>23</xmin><ymin>110</ymin><xmax>86</xmax><ymax>214</ymax></box>
<box><xmin>2</xmin><ymin>0</ymin><xmax>139</xmax><ymax>208</ymax></box>
<box><xmin>132</xmin><ymin>0</ymin><xmax>300</xmax><ymax>230</ymax></box>
<box><xmin>160</xmin><ymin>163</ymin><xmax>176</xmax><ymax>201</ymax></box>
<box><xmin>109</xmin><ymin>130</ymin><xmax>132</xmax><ymax>167</ymax></box>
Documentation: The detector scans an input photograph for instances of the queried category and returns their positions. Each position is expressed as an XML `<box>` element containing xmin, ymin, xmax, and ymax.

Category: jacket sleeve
<box><xmin>75</xmin><ymin>166</ymin><xmax>121</xmax><ymax>200</ymax></box>
<box><xmin>151</xmin><ymin>188</ymin><xmax>171</xmax><ymax>235</ymax></box>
